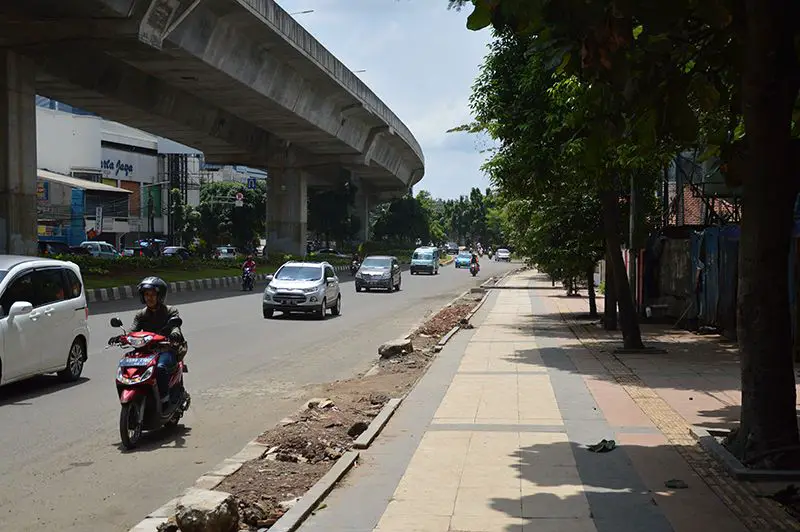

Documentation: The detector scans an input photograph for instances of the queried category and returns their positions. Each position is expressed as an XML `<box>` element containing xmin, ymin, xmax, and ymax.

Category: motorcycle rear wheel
<box><xmin>120</xmin><ymin>400</ymin><xmax>144</xmax><ymax>450</ymax></box>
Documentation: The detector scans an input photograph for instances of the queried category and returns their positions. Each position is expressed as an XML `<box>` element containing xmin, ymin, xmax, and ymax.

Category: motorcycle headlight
<box><xmin>126</xmin><ymin>335</ymin><xmax>152</xmax><ymax>348</ymax></box>
<box><xmin>140</xmin><ymin>366</ymin><xmax>155</xmax><ymax>382</ymax></box>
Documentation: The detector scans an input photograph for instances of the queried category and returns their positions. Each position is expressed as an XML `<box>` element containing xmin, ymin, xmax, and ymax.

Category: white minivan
<box><xmin>0</xmin><ymin>256</ymin><xmax>90</xmax><ymax>386</ymax></box>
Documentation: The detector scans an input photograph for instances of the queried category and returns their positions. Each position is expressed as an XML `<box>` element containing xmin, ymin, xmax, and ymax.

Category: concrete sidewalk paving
<box><xmin>299</xmin><ymin>270</ymin><xmax>792</xmax><ymax>532</ymax></box>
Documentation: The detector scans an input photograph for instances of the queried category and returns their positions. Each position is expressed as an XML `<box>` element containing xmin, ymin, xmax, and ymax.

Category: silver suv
<box><xmin>262</xmin><ymin>261</ymin><xmax>341</xmax><ymax>319</ymax></box>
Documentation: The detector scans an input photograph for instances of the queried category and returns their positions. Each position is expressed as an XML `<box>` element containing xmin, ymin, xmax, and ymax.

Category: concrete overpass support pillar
<box><xmin>352</xmin><ymin>191</ymin><xmax>371</xmax><ymax>242</ymax></box>
<box><xmin>0</xmin><ymin>52</ymin><xmax>37</xmax><ymax>255</ymax></box>
<box><xmin>268</xmin><ymin>168</ymin><xmax>307</xmax><ymax>257</ymax></box>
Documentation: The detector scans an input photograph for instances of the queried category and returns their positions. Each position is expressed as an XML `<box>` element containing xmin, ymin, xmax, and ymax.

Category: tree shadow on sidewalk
<box><xmin>483</xmin><ymin>439</ymin><xmax>770</xmax><ymax>532</ymax></box>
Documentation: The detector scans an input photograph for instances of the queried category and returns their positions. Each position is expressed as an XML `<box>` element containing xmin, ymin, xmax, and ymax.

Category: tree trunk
<box><xmin>600</xmin><ymin>188</ymin><xmax>644</xmax><ymax>349</ymax></box>
<box><xmin>588</xmin><ymin>266</ymin><xmax>598</xmax><ymax>318</ymax></box>
<box><xmin>604</xmin><ymin>250</ymin><xmax>618</xmax><ymax>330</ymax></box>
<box><xmin>728</xmin><ymin>0</ymin><xmax>800</xmax><ymax>466</ymax></box>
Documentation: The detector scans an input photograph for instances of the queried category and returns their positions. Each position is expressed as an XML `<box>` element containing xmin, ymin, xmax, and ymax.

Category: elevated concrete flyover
<box><xmin>0</xmin><ymin>0</ymin><xmax>425</xmax><ymax>255</ymax></box>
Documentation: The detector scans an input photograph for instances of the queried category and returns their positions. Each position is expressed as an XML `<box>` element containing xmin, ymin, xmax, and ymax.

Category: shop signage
<box><xmin>100</xmin><ymin>159</ymin><xmax>134</xmax><ymax>177</ymax></box>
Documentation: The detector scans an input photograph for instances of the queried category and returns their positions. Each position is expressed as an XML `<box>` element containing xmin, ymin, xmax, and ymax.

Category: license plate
<box><xmin>120</xmin><ymin>356</ymin><xmax>155</xmax><ymax>367</ymax></box>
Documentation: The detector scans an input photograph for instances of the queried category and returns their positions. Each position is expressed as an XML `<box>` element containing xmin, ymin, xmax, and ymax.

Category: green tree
<box><xmin>307</xmin><ymin>181</ymin><xmax>359</xmax><ymax>247</ymax></box>
<box><xmin>450</xmin><ymin>0</ymin><xmax>800</xmax><ymax>467</ymax></box>
<box><xmin>197</xmin><ymin>181</ymin><xmax>265</xmax><ymax>253</ymax></box>
<box><xmin>373</xmin><ymin>195</ymin><xmax>432</xmax><ymax>245</ymax></box>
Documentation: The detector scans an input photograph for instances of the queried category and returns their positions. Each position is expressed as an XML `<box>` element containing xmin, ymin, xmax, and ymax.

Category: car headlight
<box><xmin>355</xmin><ymin>272</ymin><xmax>362</xmax><ymax>279</ymax></box>
<box><xmin>381</xmin><ymin>272</ymin><xmax>390</xmax><ymax>278</ymax></box>
<box><xmin>303</xmin><ymin>285</ymin><xmax>321</xmax><ymax>293</ymax></box>
<box><xmin>266</xmin><ymin>285</ymin><xmax>276</xmax><ymax>293</ymax></box>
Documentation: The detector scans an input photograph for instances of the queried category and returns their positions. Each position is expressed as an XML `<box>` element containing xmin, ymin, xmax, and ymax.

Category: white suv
<box><xmin>0</xmin><ymin>256</ymin><xmax>90</xmax><ymax>386</ymax></box>
<box><xmin>262</xmin><ymin>261</ymin><xmax>341</xmax><ymax>319</ymax></box>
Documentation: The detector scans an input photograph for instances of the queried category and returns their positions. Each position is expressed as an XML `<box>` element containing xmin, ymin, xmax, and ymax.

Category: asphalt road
<box><xmin>0</xmin><ymin>259</ymin><xmax>514</xmax><ymax>531</ymax></box>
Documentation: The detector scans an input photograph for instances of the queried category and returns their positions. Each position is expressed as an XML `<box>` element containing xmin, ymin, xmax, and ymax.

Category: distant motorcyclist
<box><xmin>109</xmin><ymin>277</ymin><xmax>185</xmax><ymax>403</ymax></box>
<box><xmin>242</xmin><ymin>255</ymin><xmax>257</xmax><ymax>273</ymax></box>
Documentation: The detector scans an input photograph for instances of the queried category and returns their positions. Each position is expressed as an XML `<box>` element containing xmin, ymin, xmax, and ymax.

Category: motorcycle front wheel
<box><xmin>120</xmin><ymin>400</ymin><xmax>144</xmax><ymax>450</ymax></box>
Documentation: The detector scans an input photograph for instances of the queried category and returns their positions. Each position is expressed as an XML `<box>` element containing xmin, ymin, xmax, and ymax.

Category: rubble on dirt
<box><xmin>175</xmin><ymin>488</ymin><xmax>239</xmax><ymax>532</ymax></box>
<box><xmin>212</xmin><ymin>292</ymin><xmax>485</xmax><ymax>531</ymax></box>
<box><xmin>378</xmin><ymin>338</ymin><xmax>414</xmax><ymax>359</ymax></box>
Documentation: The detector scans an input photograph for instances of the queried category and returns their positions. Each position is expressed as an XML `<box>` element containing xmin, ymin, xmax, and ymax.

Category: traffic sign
<box><xmin>247</xmin><ymin>177</ymin><xmax>257</xmax><ymax>190</ymax></box>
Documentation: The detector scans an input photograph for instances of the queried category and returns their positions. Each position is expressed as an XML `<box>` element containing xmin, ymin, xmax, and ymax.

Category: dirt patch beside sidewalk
<box><xmin>214</xmin><ymin>292</ymin><xmax>485</xmax><ymax>530</ymax></box>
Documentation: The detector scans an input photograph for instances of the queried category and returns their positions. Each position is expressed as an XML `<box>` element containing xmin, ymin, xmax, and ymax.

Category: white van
<box><xmin>410</xmin><ymin>246</ymin><xmax>440</xmax><ymax>275</ymax></box>
<box><xmin>0</xmin><ymin>256</ymin><xmax>90</xmax><ymax>386</ymax></box>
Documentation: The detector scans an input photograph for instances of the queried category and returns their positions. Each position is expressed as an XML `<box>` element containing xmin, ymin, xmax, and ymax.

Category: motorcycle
<box><xmin>350</xmin><ymin>260</ymin><xmax>360</xmax><ymax>276</ymax></box>
<box><xmin>108</xmin><ymin>316</ymin><xmax>190</xmax><ymax>450</ymax></box>
<box><xmin>242</xmin><ymin>267</ymin><xmax>255</xmax><ymax>291</ymax></box>
<box><xmin>488</xmin><ymin>250</ymin><xmax>493</xmax><ymax>260</ymax></box>
<box><xmin>470</xmin><ymin>262</ymin><xmax>480</xmax><ymax>277</ymax></box>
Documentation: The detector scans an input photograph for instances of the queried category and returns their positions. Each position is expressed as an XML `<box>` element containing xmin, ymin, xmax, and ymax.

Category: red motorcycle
<box><xmin>470</xmin><ymin>262</ymin><xmax>480</xmax><ymax>277</ymax></box>
<box><xmin>108</xmin><ymin>317</ymin><xmax>190</xmax><ymax>450</ymax></box>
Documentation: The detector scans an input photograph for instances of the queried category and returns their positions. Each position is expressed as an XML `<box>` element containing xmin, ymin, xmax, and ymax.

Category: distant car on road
<box><xmin>446</xmin><ymin>242</ymin><xmax>459</xmax><ymax>254</ymax></box>
<box><xmin>454</xmin><ymin>251</ymin><xmax>472</xmax><ymax>269</ymax></box>
<box><xmin>495</xmin><ymin>248</ymin><xmax>511</xmax><ymax>262</ymax></box>
<box><xmin>410</xmin><ymin>246</ymin><xmax>439</xmax><ymax>275</ymax></box>
<box><xmin>0</xmin><ymin>256</ymin><xmax>89</xmax><ymax>387</ymax></box>
<box><xmin>81</xmin><ymin>241</ymin><xmax>120</xmax><ymax>259</ymax></box>
<box><xmin>355</xmin><ymin>255</ymin><xmax>402</xmax><ymax>292</ymax></box>
<box><xmin>215</xmin><ymin>246</ymin><xmax>239</xmax><ymax>260</ymax></box>
<box><xmin>163</xmin><ymin>246</ymin><xmax>191</xmax><ymax>260</ymax></box>
<box><xmin>262</xmin><ymin>261</ymin><xmax>341</xmax><ymax>319</ymax></box>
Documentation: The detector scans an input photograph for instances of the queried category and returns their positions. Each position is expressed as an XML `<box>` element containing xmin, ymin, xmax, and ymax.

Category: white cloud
<box><xmin>276</xmin><ymin>0</ymin><xmax>492</xmax><ymax>199</ymax></box>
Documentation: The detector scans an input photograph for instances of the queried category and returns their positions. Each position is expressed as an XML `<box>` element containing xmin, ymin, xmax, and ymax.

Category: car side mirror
<box><xmin>110</xmin><ymin>317</ymin><xmax>123</xmax><ymax>327</ymax></box>
<box><xmin>326</xmin><ymin>277</ymin><xmax>336</xmax><ymax>284</ymax></box>
<box><xmin>265</xmin><ymin>274</ymin><xmax>274</xmax><ymax>282</ymax></box>
<box><xmin>167</xmin><ymin>317</ymin><xmax>183</xmax><ymax>329</ymax></box>
<box><xmin>8</xmin><ymin>301</ymin><xmax>33</xmax><ymax>318</ymax></box>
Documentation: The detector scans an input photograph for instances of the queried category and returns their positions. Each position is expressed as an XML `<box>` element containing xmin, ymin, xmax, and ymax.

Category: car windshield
<box><xmin>458</xmin><ymin>252</ymin><xmax>472</xmax><ymax>258</ymax></box>
<box><xmin>275</xmin><ymin>265</ymin><xmax>322</xmax><ymax>281</ymax></box>
<box><xmin>498</xmin><ymin>249</ymin><xmax>510</xmax><ymax>254</ymax></box>
<box><xmin>362</xmin><ymin>258</ymin><xmax>390</xmax><ymax>269</ymax></box>
<box><xmin>413</xmin><ymin>251</ymin><xmax>433</xmax><ymax>260</ymax></box>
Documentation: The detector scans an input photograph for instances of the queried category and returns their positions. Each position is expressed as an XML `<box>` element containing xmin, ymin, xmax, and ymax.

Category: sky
<box><xmin>276</xmin><ymin>0</ymin><xmax>494</xmax><ymax>200</ymax></box>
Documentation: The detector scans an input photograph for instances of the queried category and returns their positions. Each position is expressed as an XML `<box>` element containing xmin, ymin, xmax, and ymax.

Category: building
<box><xmin>35</xmin><ymin>98</ymin><xmax>205</xmax><ymax>247</ymax></box>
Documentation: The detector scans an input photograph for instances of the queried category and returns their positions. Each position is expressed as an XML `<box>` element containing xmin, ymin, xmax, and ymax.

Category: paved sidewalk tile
<box><xmin>301</xmin><ymin>270</ymin><xmax>760</xmax><ymax>532</ymax></box>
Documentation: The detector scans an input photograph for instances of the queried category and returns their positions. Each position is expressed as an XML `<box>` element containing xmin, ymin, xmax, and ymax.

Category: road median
<box><xmin>128</xmin><ymin>285</ymin><xmax>492</xmax><ymax>532</ymax></box>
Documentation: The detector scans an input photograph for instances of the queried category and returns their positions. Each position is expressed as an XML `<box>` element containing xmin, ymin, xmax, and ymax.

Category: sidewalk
<box><xmin>299</xmin><ymin>270</ymin><xmax>795</xmax><ymax>532</ymax></box>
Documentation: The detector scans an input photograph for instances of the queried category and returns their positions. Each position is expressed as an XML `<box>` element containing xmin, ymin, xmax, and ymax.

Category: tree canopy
<box><xmin>450</xmin><ymin>0</ymin><xmax>800</xmax><ymax>468</ymax></box>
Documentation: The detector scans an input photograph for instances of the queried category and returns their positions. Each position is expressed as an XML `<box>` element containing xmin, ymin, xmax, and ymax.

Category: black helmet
<box><xmin>137</xmin><ymin>276</ymin><xmax>168</xmax><ymax>305</ymax></box>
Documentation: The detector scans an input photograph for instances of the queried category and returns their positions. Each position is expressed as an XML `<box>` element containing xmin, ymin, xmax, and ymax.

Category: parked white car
<box><xmin>262</xmin><ymin>261</ymin><xmax>341</xmax><ymax>319</ymax></box>
<box><xmin>0</xmin><ymin>256</ymin><xmax>90</xmax><ymax>386</ymax></box>
<box><xmin>81</xmin><ymin>241</ymin><xmax>120</xmax><ymax>259</ymax></box>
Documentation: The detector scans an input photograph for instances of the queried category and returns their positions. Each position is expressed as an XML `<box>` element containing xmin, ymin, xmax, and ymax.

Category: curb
<box><xmin>352</xmin><ymin>398</ymin><xmax>403</xmax><ymax>450</ymax></box>
<box><xmin>128</xmin><ymin>439</ymin><xmax>271</xmax><ymax>531</ymax></box>
<box><xmin>263</xmin><ymin>451</ymin><xmax>360</xmax><ymax>532</ymax></box>
<box><xmin>88</xmin><ymin>265</ymin><xmax>352</xmax><ymax>303</ymax></box>
<box><xmin>432</xmin><ymin>290</ymin><xmax>491</xmax><ymax>353</ymax></box>
<box><xmin>690</xmin><ymin>426</ymin><xmax>800</xmax><ymax>481</ymax></box>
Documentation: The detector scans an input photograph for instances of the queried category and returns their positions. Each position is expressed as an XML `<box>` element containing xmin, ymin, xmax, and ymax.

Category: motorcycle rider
<box><xmin>242</xmin><ymin>254</ymin><xmax>257</xmax><ymax>274</ymax></box>
<box><xmin>109</xmin><ymin>277</ymin><xmax>185</xmax><ymax>403</ymax></box>
<box><xmin>470</xmin><ymin>252</ymin><xmax>480</xmax><ymax>272</ymax></box>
